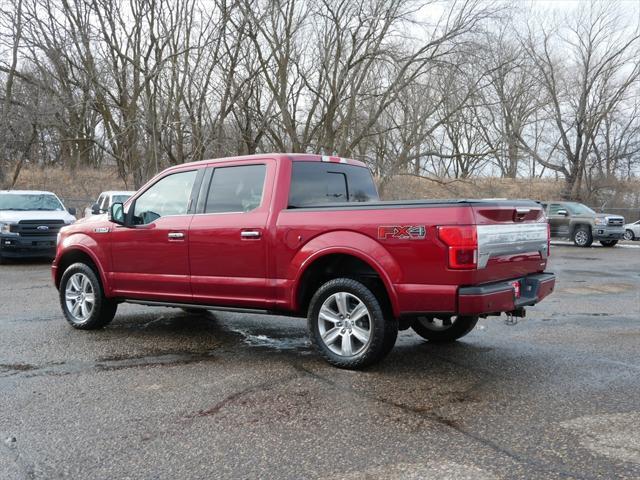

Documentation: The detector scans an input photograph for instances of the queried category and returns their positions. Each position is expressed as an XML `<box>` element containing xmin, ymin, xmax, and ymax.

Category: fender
<box><xmin>287</xmin><ymin>230</ymin><xmax>402</xmax><ymax>317</ymax></box>
<box><xmin>56</xmin><ymin>233</ymin><xmax>111</xmax><ymax>294</ymax></box>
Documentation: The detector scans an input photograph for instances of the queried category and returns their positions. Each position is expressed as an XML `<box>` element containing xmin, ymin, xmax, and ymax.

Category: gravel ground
<box><xmin>1</xmin><ymin>244</ymin><xmax>639</xmax><ymax>479</ymax></box>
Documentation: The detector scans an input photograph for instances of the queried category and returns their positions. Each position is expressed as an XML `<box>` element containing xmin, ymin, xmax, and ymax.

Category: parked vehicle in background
<box><xmin>84</xmin><ymin>191</ymin><xmax>135</xmax><ymax>218</ymax></box>
<box><xmin>53</xmin><ymin>153</ymin><xmax>555</xmax><ymax>369</ymax></box>
<box><xmin>0</xmin><ymin>190</ymin><xmax>76</xmax><ymax>263</ymax></box>
<box><xmin>541</xmin><ymin>201</ymin><xmax>625</xmax><ymax>248</ymax></box>
<box><xmin>624</xmin><ymin>220</ymin><xmax>640</xmax><ymax>241</ymax></box>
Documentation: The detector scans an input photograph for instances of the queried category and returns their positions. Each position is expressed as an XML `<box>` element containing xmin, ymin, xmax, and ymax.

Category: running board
<box><xmin>124</xmin><ymin>299</ymin><xmax>270</xmax><ymax>315</ymax></box>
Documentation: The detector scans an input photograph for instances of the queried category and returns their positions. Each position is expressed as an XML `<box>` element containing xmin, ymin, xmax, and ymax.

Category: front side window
<box><xmin>565</xmin><ymin>203</ymin><xmax>595</xmax><ymax>215</ymax></box>
<box><xmin>548</xmin><ymin>204</ymin><xmax>564</xmax><ymax>215</ymax></box>
<box><xmin>204</xmin><ymin>164</ymin><xmax>266</xmax><ymax>213</ymax></box>
<box><xmin>0</xmin><ymin>193</ymin><xmax>64</xmax><ymax>211</ymax></box>
<box><xmin>133</xmin><ymin>170</ymin><xmax>197</xmax><ymax>225</ymax></box>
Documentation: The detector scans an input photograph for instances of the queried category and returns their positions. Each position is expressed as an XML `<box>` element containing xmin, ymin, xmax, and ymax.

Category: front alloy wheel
<box><xmin>624</xmin><ymin>229</ymin><xmax>634</xmax><ymax>241</ymax></box>
<box><xmin>65</xmin><ymin>272</ymin><xmax>96</xmax><ymax>322</ymax></box>
<box><xmin>59</xmin><ymin>262</ymin><xmax>117</xmax><ymax>329</ymax></box>
<box><xmin>573</xmin><ymin>227</ymin><xmax>592</xmax><ymax>247</ymax></box>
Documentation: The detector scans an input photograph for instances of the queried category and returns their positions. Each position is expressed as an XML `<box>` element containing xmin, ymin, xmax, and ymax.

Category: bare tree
<box><xmin>518</xmin><ymin>3</ymin><xmax>640</xmax><ymax>199</ymax></box>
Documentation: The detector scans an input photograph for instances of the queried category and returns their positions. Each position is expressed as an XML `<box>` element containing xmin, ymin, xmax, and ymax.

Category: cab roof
<box><xmin>163</xmin><ymin>153</ymin><xmax>368</xmax><ymax>173</ymax></box>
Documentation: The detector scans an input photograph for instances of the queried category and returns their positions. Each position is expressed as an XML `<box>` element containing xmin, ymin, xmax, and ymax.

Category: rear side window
<box><xmin>205</xmin><ymin>164</ymin><xmax>266</xmax><ymax>213</ymax></box>
<box><xmin>288</xmin><ymin>161</ymin><xmax>378</xmax><ymax>207</ymax></box>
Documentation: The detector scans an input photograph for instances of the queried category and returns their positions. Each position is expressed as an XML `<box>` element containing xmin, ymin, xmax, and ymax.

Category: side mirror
<box><xmin>67</xmin><ymin>207</ymin><xmax>77</xmax><ymax>216</ymax></box>
<box><xmin>91</xmin><ymin>203</ymin><xmax>101</xmax><ymax>215</ymax></box>
<box><xmin>109</xmin><ymin>202</ymin><xmax>126</xmax><ymax>226</ymax></box>
<box><xmin>557</xmin><ymin>209</ymin><xmax>568</xmax><ymax>216</ymax></box>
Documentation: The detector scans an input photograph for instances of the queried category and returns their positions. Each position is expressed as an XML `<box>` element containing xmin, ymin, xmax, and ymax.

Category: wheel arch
<box><xmin>55</xmin><ymin>246</ymin><xmax>108</xmax><ymax>292</ymax></box>
<box><xmin>291</xmin><ymin>240</ymin><xmax>400</xmax><ymax>318</ymax></box>
<box><xmin>570</xmin><ymin>222</ymin><xmax>591</xmax><ymax>236</ymax></box>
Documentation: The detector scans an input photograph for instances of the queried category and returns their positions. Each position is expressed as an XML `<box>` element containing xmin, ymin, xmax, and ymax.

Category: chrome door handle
<box><xmin>168</xmin><ymin>232</ymin><xmax>185</xmax><ymax>240</ymax></box>
<box><xmin>240</xmin><ymin>230</ymin><xmax>261</xmax><ymax>239</ymax></box>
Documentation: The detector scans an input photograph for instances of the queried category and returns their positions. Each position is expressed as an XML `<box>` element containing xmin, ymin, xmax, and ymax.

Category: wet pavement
<box><xmin>0</xmin><ymin>245</ymin><xmax>639</xmax><ymax>479</ymax></box>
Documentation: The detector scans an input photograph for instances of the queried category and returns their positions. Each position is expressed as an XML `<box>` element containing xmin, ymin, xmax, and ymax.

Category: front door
<box><xmin>189</xmin><ymin>161</ymin><xmax>273</xmax><ymax>309</ymax></box>
<box><xmin>547</xmin><ymin>203</ymin><xmax>570</xmax><ymax>237</ymax></box>
<box><xmin>109</xmin><ymin>169</ymin><xmax>199</xmax><ymax>302</ymax></box>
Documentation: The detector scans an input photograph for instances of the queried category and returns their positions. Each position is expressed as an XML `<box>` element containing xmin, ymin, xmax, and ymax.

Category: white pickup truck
<box><xmin>0</xmin><ymin>190</ymin><xmax>76</xmax><ymax>263</ymax></box>
<box><xmin>84</xmin><ymin>191</ymin><xmax>135</xmax><ymax>218</ymax></box>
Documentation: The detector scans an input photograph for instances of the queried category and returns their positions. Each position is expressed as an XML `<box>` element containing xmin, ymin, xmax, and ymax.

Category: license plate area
<box><xmin>33</xmin><ymin>241</ymin><xmax>53</xmax><ymax>247</ymax></box>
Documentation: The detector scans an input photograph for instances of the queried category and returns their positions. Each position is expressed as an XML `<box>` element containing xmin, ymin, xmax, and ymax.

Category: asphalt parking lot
<box><xmin>1</xmin><ymin>244</ymin><xmax>639</xmax><ymax>479</ymax></box>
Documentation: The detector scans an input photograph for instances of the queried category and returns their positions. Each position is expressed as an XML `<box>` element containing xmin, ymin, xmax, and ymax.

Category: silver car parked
<box><xmin>623</xmin><ymin>220</ymin><xmax>640</xmax><ymax>241</ymax></box>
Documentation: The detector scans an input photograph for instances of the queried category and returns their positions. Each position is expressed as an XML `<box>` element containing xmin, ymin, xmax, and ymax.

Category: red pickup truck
<box><xmin>53</xmin><ymin>154</ymin><xmax>555</xmax><ymax>368</ymax></box>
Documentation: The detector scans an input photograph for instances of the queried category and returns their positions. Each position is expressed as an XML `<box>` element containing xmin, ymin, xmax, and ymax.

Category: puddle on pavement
<box><xmin>0</xmin><ymin>351</ymin><xmax>217</xmax><ymax>379</ymax></box>
<box><xmin>0</xmin><ymin>363</ymin><xmax>37</xmax><ymax>372</ymax></box>
<box><xmin>226</xmin><ymin>326</ymin><xmax>311</xmax><ymax>353</ymax></box>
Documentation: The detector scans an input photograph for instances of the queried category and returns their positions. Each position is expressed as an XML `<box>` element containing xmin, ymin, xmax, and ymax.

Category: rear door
<box><xmin>109</xmin><ymin>169</ymin><xmax>201</xmax><ymax>301</ymax></box>
<box><xmin>189</xmin><ymin>160</ymin><xmax>274</xmax><ymax>308</ymax></box>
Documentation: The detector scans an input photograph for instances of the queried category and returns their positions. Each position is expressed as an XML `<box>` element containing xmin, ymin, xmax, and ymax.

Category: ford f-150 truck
<box><xmin>1</xmin><ymin>190</ymin><xmax>77</xmax><ymax>263</ymax></box>
<box><xmin>52</xmin><ymin>154</ymin><xmax>555</xmax><ymax>368</ymax></box>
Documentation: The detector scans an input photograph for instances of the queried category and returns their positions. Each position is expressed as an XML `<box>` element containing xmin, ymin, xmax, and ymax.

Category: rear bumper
<box><xmin>458</xmin><ymin>272</ymin><xmax>555</xmax><ymax>316</ymax></box>
<box><xmin>0</xmin><ymin>234</ymin><xmax>57</xmax><ymax>259</ymax></box>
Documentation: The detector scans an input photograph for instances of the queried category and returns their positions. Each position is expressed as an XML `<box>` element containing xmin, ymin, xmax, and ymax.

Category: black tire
<box><xmin>59</xmin><ymin>262</ymin><xmax>117</xmax><ymax>329</ymax></box>
<box><xmin>0</xmin><ymin>254</ymin><xmax>6</xmax><ymax>265</ymax></box>
<box><xmin>308</xmin><ymin>278</ymin><xmax>398</xmax><ymax>369</ymax></box>
<box><xmin>623</xmin><ymin>230</ymin><xmax>635</xmax><ymax>241</ymax></box>
<box><xmin>599</xmin><ymin>240</ymin><xmax>618</xmax><ymax>247</ymax></box>
<box><xmin>411</xmin><ymin>315</ymin><xmax>478</xmax><ymax>344</ymax></box>
<box><xmin>572</xmin><ymin>226</ymin><xmax>593</xmax><ymax>247</ymax></box>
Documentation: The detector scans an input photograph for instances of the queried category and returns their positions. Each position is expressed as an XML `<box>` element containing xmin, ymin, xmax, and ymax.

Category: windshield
<box><xmin>565</xmin><ymin>203</ymin><xmax>596</xmax><ymax>215</ymax></box>
<box><xmin>112</xmin><ymin>194</ymin><xmax>132</xmax><ymax>204</ymax></box>
<box><xmin>0</xmin><ymin>193</ymin><xmax>64</xmax><ymax>211</ymax></box>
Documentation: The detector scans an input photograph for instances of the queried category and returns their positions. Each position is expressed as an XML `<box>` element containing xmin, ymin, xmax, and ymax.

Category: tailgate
<box><xmin>472</xmin><ymin>202</ymin><xmax>549</xmax><ymax>282</ymax></box>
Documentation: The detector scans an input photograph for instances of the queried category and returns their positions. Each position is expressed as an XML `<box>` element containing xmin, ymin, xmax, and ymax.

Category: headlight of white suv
<box><xmin>594</xmin><ymin>217</ymin><xmax>607</xmax><ymax>226</ymax></box>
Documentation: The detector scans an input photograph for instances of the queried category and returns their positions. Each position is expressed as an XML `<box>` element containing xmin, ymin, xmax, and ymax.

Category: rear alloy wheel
<box><xmin>599</xmin><ymin>240</ymin><xmax>618</xmax><ymax>247</ymax></box>
<box><xmin>60</xmin><ymin>262</ymin><xmax>117</xmax><ymax>329</ymax></box>
<box><xmin>623</xmin><ymin>229</ymin><xmax>635</xmax><ymax>241</ymax></box>
<box><xmin>411</xmin><ymin>315</ymin><xmax>478</xmax><ymax>343</ymax></box>
<box><xmin>308</xmin><ymin>278</ymin><xmax>397</xmax><ymax>369</ymax></box>
<box><xmin>572</xmin><ymin>226</ymin><xmax>593</xmax><ymax>247</ymax></box>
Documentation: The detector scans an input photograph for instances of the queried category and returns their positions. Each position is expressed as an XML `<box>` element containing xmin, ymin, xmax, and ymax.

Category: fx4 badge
<box><xmin>377</xmin><ymin>225</ymin><xmax>426</xmax><ymax>240</ymax></box>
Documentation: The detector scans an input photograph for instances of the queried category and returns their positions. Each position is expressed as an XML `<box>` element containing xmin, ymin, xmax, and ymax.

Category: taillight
<box><xmin>437</xmin><ymin>225</ymin><xmax>478</xmax><ymax>269</ymax></box>
<box><xmin>512</xmin><ymin>280</ymin><xmax>521</xmax><ymax>298</ymax></box>
<box><xmin>546</xmin><ymin>223</ymin><xmax>551</xmax><ymax>256</ymax></box>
